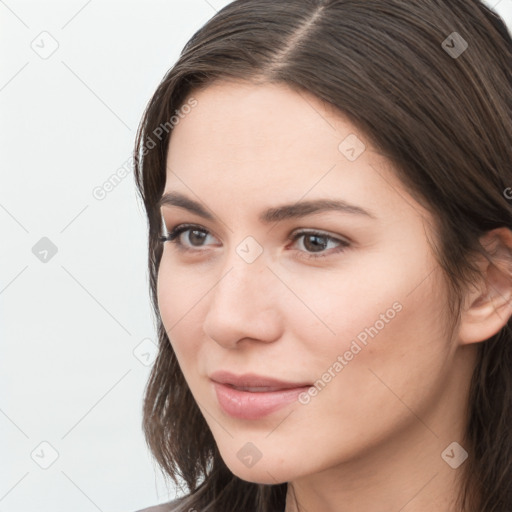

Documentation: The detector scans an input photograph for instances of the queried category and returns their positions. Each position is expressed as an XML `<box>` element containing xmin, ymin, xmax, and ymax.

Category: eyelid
<box><xmin>160</xmin><ymin>217</ymin><xmax>350</xmax><ymax>239</ymax></box>
<box><xmin>161</xmin><ymin>222</ymin><xmax>219</xmax><ymax>240</ymax></box>
<box><xmin>161</xmin><ymin>216</ymin><xmax>221</xmax><ymax>238</ymax></box>
<box><xmin>289</xmin><ymin>227</ymin><xmax>351</xmax><ymax>245</ymax></box>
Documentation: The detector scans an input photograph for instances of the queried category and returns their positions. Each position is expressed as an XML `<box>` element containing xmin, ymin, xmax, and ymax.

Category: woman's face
<box><xmin>156</xmin><ymin>80</ymin><xmax>470</xmax><ymax>485</ymax></box>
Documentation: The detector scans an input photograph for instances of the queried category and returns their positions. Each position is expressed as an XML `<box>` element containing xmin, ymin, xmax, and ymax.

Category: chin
<box><xmin>230</xmin><ymin>466</ymin><xmax>289</xmax><ymax>485</ymax></box>
<box><xmin>221</xmin><ymin>453</ymin><xmax>297</xmax><ymax>485</ymax></box>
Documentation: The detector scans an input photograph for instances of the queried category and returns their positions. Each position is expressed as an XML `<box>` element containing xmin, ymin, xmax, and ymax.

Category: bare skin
<box><xmin>156</xmin><ymin>80</ymin><xmax>512</xmax><ymax>512</ymax></box>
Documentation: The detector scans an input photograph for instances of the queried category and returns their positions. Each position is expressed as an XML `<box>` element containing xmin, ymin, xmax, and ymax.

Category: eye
<box><xmin>286</xmin><ymin>229</ymin><xmax>350</xmax><ymax>260</ymax></box>
<box><xmin>159</xmin><ymin>224</ymin><xmax>350</xmax><ymax>260</ymax></box>
<box><xmin>159</xmin><ymin>224</ymin><xmax>218</xmax><ymax>252</ymax></box>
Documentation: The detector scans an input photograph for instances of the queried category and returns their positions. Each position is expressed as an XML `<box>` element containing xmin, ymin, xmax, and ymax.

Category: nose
<box><xmin>202</xmin><ymin>251</ymin><xmax>283</xmax><ymax>349</ymax></box>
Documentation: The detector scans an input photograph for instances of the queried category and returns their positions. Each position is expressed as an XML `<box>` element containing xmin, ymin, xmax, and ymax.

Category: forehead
<box><xmin>167</xmin><ymin>81</ymin><xmax>365</xmax><ymax>183</ymax></box>
<box><xmin>168</xmin><ymin>80</ymin><xmax>352</xmax><ymax>163</ymax></box>
<box><xmin>163</xmin><ymin>80</ymin><xmax>428</xmax><ymax>226</ymax></box>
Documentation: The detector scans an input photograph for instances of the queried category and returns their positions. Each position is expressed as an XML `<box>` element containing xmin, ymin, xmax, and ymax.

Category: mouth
<box><xmin>226</xmin><ymin>385</ymin><xmax>294</xmax><ymax>392</ymax></box>
<box><xmin>209</xmin><ymin>371</ymin><xmax>312</xmax><ymax>420</ymax></box>
<box><xmin>209</xmin><ymin>370</ymin><xmax>311</xmax><ymax>389</ymax></box>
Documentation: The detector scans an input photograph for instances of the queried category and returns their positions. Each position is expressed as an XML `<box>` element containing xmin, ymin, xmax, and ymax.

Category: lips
<box><xmin>209</xmin><ymin>370</ymin><xmax>312</xmax><ymax>420</ymax></box>
<box><xmin>209</xmin><ymin>370</ymin><xmax>311</xmax><ymax>390</ymax></box>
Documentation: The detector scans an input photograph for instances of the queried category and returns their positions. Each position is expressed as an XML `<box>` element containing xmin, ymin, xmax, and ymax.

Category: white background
<box><xmin>1</xmin><ymin>1</ymin><xmax>511</xmax><ymax>511</ymax></box>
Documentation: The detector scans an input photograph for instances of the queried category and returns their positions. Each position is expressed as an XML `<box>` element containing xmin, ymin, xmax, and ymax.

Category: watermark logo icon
<box><xmin>236</xmin><ymin>236</ymin><xmax>263</xmax><ymax>264</ymax></box>
<box><xmin>237</xmin><ymin>442</ymin><xmax>263</xmax><ymax>468</ymax></box>
<box><xmin>441</xmin><ymin>441</ymin><xmax>468</xmax><ymax>469</ymax></box>
<box><xmin>133</xmin><ymin>338</ymin><xmax>158</xmax><ymax>366</ymax></box>
<box><xmin>32</xmin><ymin>237</ymin><xmax>58</xmax><ymax>263</ymax></box>
<box><xmin>442</xmin><ymin>32</ymin><xmax>468</xmax><ymax>59</ymax></box>
<box><xmin>31</xmin><ymin>441</ymin><xmax>59</xmax><ymax>469</ymax></box>
<box><xmin>31</xmin><ymin>31</ymin><xmax>59</xmax><ymax>60</ymax></box>
<box><xmin>338</xmin><ymin>134</ymin><xmax>366</xmax><ymax>162</ymax></box>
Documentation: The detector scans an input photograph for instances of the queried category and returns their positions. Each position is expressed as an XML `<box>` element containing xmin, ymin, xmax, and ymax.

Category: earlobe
<box><xmin>458</xmin><ymin>227</ymin><xmax>512</xmax><ymax>345</ymax></box>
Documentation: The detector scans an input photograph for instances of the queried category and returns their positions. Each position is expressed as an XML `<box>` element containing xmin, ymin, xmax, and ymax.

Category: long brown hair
<box><xmin>133</xmin><ymin>1</ymin><xmax>512</xmax><ymax>510</ymax></box>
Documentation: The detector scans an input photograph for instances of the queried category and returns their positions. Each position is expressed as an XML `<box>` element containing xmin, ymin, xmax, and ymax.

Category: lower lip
<box><xmin>212</xmin><ymin>381</ymin><xmax>311</xmax><ymax>420</ymax></box>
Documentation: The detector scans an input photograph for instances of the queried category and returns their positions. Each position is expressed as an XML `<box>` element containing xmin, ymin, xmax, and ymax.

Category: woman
<box><xmin>132</xmin><ymin>0</ymin><xmax>512</xmax><ymax>510</ymax></box>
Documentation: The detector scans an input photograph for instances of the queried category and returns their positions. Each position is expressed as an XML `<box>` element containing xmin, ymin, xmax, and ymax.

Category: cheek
<box><xmin>271</xmin><ymin>271</ymin><xmax>451</xmax><ymax>472</ymax></box>
<box><xmin>291</xmin><ymin>251</ymin><xmax>450</xmax><ymax>401</ymax></box>
<box><xmin>304</xmin><ymin>269</ymin><xmax>449</xmax><ymax>415</ymax></box>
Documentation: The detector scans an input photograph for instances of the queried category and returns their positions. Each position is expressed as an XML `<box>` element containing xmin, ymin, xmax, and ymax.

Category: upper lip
<box><xmin>209</xmin><ymin>370</ymin><xmax>311</xmax><ymax>389</ymax></box>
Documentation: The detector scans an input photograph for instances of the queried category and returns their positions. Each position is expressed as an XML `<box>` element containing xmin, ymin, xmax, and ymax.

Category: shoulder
<box><xmin>133</xmin><ymin>498</ymin><xmax>183</xmax><ymax>512</ymax></box>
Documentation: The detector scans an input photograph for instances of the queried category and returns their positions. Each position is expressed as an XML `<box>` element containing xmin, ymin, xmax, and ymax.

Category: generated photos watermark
<box><xmin>92</xmin><ymin>97</ymin><xmax>198</xmax><ymax>201</ymax></box>
<box><xmin>298</xmin><ymin>300</ymin><xmax>403</xmax><ymax>405</ymax></box>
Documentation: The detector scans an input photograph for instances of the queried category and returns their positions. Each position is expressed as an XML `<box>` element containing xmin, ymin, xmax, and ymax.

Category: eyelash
<box><xmin>158</xmin><ymin>223</ymin><xmax>350</xmax><ymax>260</ymax></box>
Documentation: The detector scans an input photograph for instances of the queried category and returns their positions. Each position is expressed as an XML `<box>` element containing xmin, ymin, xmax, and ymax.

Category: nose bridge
<box><xmin>213</xmin><ymin>243</ymin><xmax>270</xmax><ymax>311</ymax></box>
<box><xmin>202</xmin><ymin>242</ymin><xmax>282</xmax><ymax>346</ymax></box>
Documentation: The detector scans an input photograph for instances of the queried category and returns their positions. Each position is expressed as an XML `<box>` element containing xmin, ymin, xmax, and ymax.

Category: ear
<box><xmin>458</xmin><ymin>227</ymin><xmax>512</xmax><ymax>345</ymax></box>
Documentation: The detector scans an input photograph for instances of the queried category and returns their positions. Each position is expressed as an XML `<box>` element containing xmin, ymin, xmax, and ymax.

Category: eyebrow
<box><xmin>158</xmin><ymin>191</ymin><xmax>377</xmax><ymax>223</ymax></box>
